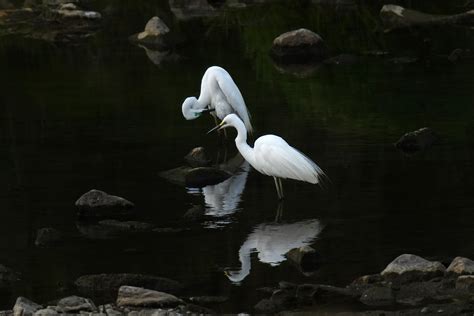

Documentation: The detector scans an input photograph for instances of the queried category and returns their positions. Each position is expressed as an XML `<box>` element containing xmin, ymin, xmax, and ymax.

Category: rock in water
<box><xmin>74</xmin><ymin>273</ymin><xmax>183</xmax><ymax>300</ymax></box>
<box><xmin>395</xmin><ymin>127</ymin><xmax>438</xmax><ymax>153</ymax></box>
<box><xmin>381</xmin><ymin>254</ymin><xmax>445</xmax><ymax>283</ymax></box>
<box><xmin>129</xmin><ymin>16</ymin><xmax>169</xmax><ymax>49</ymax></box>
<box><xmin>184</xmin><ymin>147</ymin><xmax>211</xmax><ymax>167</ymax></box>
<box><xmin>286</xmin><ymin>245</ymin><xmax>321</xmax><ymax>273</ymax></box>
<box><xmin>380</xmin><ymin>4</ymin><xmax>474</xmax><ymax>32</ymax></box>
<box><xmin>182</xmin><ymin>205</ymin><xmax>206</xmax><ymax>222</ymax></box>
<box><xmin>0</xmin><ymin>264</ymin><xmax>19</xmax><ymax>289</ymax></box>
<box><xmin>271</xmin><ymin>28</ymin><xmax>326</xmax><ymax>64</ymax></box>
<box><xmin>159</xmin><ymin>166</ymin><xmax>192</xmax><ymax>186</ymax></box>
<box><xmin>455</xmin><ymin>275</ymin><xmax>474</xmax><ymax>292</ymax></box>
<box><xmin>116</xmin><ymin>286</ymin><xmax>183</xmax><ymax>307</ymax></box>
<box><xmin>13</xmin><ymin>297</ymin><xmax>42</xmax><ymax>316</ymax></box>
<box><xmin>185</xmin><ymin>167</ymin><xmax>231</xmax><ymax>188</ymax></box>
<box><xmin>56</xmin><ymin>296</ymin><xmax>97</xmax><ymax>313</ymax></box>
<box><xmin>75</xmin><ymin>189</ymin><xmax>134</xmax><ymax>218</ymax></box>
<box><xmin>446</xmin><ymin>257</ymin><xmax>474</xmax><ymax>275</ymax></box>
<box><xmin>35</xmin><ymin>227</ymin><xmax>62</xmax><ymax>247</ymax></box>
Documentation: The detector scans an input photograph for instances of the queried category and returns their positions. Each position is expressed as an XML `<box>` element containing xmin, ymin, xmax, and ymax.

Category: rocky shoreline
<box><xmin>0</xmin><ymin>254</ymin><xmax>472</xmax><ymax>315</ymax></box>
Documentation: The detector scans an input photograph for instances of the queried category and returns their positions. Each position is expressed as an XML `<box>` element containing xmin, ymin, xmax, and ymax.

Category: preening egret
<box><xmin>182</xmin><ymin>66</ymin><xmax>253</xmax><ymax>133</ymax></box>
<box><xmin>208</xmin><ymin>114</ymin><xmax>326</xmax><ymax>200</ymax></box>
<box><xmin>225</xmin><ymin>219</ymin><xmax>323</xmax><ymax>283</ymax></box>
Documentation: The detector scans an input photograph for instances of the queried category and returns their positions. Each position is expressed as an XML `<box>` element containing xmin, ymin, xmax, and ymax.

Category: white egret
<box><xmin>208</xmin><ymin>114</ymin><xmax>326</xmax><ymax>200</ymax></box>
<box><xmin>182</xmin><ymin>66</ymin><xmax>253</xmax><ymax>134</ymax></box>
<box><xmin>225</xmin><ymin>219</ymin><xmax>323</xmax><ymax>283</ymax></box>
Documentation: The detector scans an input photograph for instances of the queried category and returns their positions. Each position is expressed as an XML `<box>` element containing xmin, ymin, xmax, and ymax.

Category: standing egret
<box><xmin>182</xmin><ymin>66</ymin><xmax>253</xmax><ymax>134</ymax></box>
<box><xmin>208</xmin><ymin>114</ymin><xmax>326</xmax><ymax>200</ymax></box>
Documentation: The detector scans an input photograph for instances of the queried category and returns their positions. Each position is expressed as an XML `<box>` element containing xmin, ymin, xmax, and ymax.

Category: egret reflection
<box><xmin>187</xmin><ymin>153</ymin><xmax>250</xmax><ymax>227</ymax></box>
<box><xmin>225</xmin><ymin>219</ymin><xmax>323</xmax><ymax>283</ymax></box>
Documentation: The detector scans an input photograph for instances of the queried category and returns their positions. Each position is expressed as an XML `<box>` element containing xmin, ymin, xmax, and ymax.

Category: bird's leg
<box><xmin>275</xmin><ymin>200</ymin><xmax>284</xmax><ymax>222</ymax></box>
<box><xmin>273</xmin><ymin>177</ymin><xmax>281</xmax><ymax>200</ymax></box>
<box><xmin>277</xmin><ymin>178</ymin><xmax>285</xmax><ymax>201</ymax></box>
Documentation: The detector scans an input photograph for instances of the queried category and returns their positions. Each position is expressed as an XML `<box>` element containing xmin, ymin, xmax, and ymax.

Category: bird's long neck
<box><xmin>196</xmin><ymin>95</ymin><xmax>209</xmax><ymax>109</ymax></box>
<box><xmin>229</xmin><ymin>238</ymin><xmax>254</xmax><ymax>283</ymax></box>
<box><xmin>233</xmin><ymin>120</ymin><xmax>255</xmax><ymax>166</ymax></box>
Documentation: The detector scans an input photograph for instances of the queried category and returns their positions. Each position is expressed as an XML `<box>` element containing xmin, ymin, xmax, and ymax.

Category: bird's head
<box><xmin>181</xmin><ymin>97</ymin><xmax>202</xmax><ymax>120</ymax></box>
<box><xmin>207</xmin><ymin>114</ymin><xmax>240</xmax><ymax>134</ymax></box>
<box><xmin>223</xmin><ymin>268</ymin><xmax>244</xmax><ymax>284</ymax></box>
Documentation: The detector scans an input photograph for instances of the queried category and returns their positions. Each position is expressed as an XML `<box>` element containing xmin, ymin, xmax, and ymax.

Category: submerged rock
<box><xmin>286</xmin><ymin>245</ymin><xmax>321</xmax><ymax>273</ymax></box>
<box><xmin>56</xmin><ymin>296</ymin><xmax>97</xmax><ymax>313</ymax></box>
<box><xmin>98</xmin><ymin>220</ymin><xmax>154</xmax><ymax>233</ymax></box>
<box><xmin>129</xmin><ymin>16</ymin><xmax>169</xmax><ymax>49</ymax></box>
<box><xmin>13</xmin><ymin>297</ymin><xmax>42</xmax><ymax>316</ymax></box>
<box><xmin>446</xmin><ymin>257</ymin><xmax>474</xmax><ymax>275</ymax></box>
<box><xmin>380</xmin><ymin>4</ymin><xmax>474</xmax><ymax>32</ymax></box>
<box><xmin>184</xmin><ymin>147</ymin><xmax>211</xmax><ymax>168</ymax></box>
<box><xmin>116</xmin><ymin>286</ymin><xmax>183</xmax><ymax>307</ymax></box>
<box><xmin>0</xmin><ymin>264</ymin><xmax>19</xmax><ymax>289</ymax></box>
<box><xmin>395</xmin><ymin>127</ymin><xmax>438</xmax><ymax>153</ymax></box>
<box><xmin>75</xmin><ymin>273</ymin><xmax>183</xmax><ymax>300</ymax></box>
<box><xmin>159</xmin><ymin>166</ymin><xmax>192</xmax><ymax>186</ymax></box>
<box><xmin>35</xmin><ymin>227</ymin><xmax>62</xmax><ymax>247</ymax></box>
<box><xmin>185</xmin><ymin>167</ymin><xmax>231</xmax><ymax>188</ymax></box>
<box><xmin>75</xmin><ymin>189</ymin><xmax>134</xmax><ymax>218</ymax></box>
<box><xmin>323</xmin><ymin>54</ymin><xmax>360</xmax><ymax>65</ymax></box>
<box><xmin>169</xmin><ymin>0</ymin><xmax>217</xmax><ymax>21</ymax></box>
<box><xmin>188</xmin><ymin>296</ymin><xmax>227</xmax><ymax>306</ymax></box>
<box><xmin>271</xmin><ymin>28</ymin><xmax>326</xmax><ymax>64</ymax></box>
<box><xmin>182</xmin><ymin>205</ymin><xmax>206</xmax><ymax>222</ymax></box>
<box><xmin>381</xmin><ymin>254</ymin><xmax>446</xmax><ymax>283</ymax></box>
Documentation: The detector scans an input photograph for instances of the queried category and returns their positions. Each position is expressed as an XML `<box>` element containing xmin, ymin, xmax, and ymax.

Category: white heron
<box><xmin>225</xmin><ymin>219</ymin><xmax>323</xmax><ymax>283</ymax></box>
<box><xmin>208</xmin><ymin>114</ymin><xmax>326</xmax><ymax>200</ymax></box>
<box><xmin>182</xmin><ymin>66</ymin><xmax>253</xmax><ymax>134</ymax></box>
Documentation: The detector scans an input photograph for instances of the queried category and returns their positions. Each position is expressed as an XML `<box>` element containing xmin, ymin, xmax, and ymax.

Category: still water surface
<box><xmin>1</xmin><ymin>2</ymin><xmax>474</xmax><ymax>312</ymax></box>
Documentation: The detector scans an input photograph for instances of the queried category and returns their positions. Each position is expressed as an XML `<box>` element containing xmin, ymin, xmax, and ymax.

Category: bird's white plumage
<box><xmin>226</xmin><ymin>219</ymin><xmax>323</xmax><ymax>283</ymax></box>
<box><xmin>217</xmin><ymin>114</ymin><xmax>325</xmax><ymax>192</ymax></box>
<box><xmin>253</xmin><ymin>135</ymin><xmax>323</xmax><ymax>184</ymax></box>
<box><xmin>182</xmin><ymin>66</ymin><xmax>253</xmax><ymax>133</ymax></box>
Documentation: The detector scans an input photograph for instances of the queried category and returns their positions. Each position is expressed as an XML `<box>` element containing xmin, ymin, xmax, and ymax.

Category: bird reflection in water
<box><xmin>225</xmin><ymin>219</ymin><xmax>323</xmax><ymax>283</ymax></box>
<box><xmin>187</xmin><ymin>153</ymin><xmax>250</xmax><ymax>227</ymax></box>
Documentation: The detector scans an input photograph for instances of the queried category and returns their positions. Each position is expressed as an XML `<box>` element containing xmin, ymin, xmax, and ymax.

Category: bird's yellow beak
<box><xmin>207</xmin><ymin>121</ymin><xmax>224</xmax><ymax>134</ymax></box>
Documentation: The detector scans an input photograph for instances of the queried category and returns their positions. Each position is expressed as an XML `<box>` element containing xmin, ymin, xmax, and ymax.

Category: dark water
<box><xmin>1</xmin><ymin>1</ymin><xmax>474</xmax><ymax>313</ymax></box>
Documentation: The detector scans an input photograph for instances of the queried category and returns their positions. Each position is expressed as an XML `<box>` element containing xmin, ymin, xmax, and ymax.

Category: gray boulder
<box><xmin>271</xmin><ymin>28</ymin><xmax>326</xmax><ymax>64</ymax></box>
<box><xmin>129</xmin><ymin>16</ymin><xmax>170</xmax><ymax>49</ymax></box>
<box><xmin>185</xmin><ymin>167</ymin><xmax>231</xmax><ymax>188</ymax></box>
<box><xmin>13</xmin><ymin>297</ymin><xmax>42</xmax><ymax>316</ymax></box>
<box><xmin>75</xmin><ymin>273</ymin><xmax>183</xmax><ymax>300</ymax></box>
<box><xmin>56</xmin><ymin>296</ymin><xmax>97</xmax><ymax>313</ymax></box>
<box><xmin>35</xmin><ymin>227</ymin><xmax>62</xmax><ymax>247</ymax></box>
<box><xmin>446</xmin><ymin>257</ymin><xmax>474</xmax><ymax>275</ymax></box>
<box><xmin>75</xmin><ymin>189</ymin><xmax>134</xmax><ymax>218</ymax></box>
<box><xmin>33</xmin><ymin>307</ymin><xmax>58</xmax><ymax>315</ymax></box>
<box><xmin>169</xmin><ymin>0</ymin><xmax>217</xmax><ymax>21</ymax></box>
<box><xmin>395</xmin><ymin>127</ymin><xmax>438</xmax><ymax>153</ymax></box>
<box><xmin>381</xmin><ymin>254</ymin><xmax>446</xmax><ymax>283</ymax></box>
<box><xmin>380</xmin><ymin>4</ymin><xmax>474</xmax><ymax>32</ymax></box>
<box><xmin>116</xmin><ymin>286</ymin><xmax>183</xmax><ymax>307</ymax></box>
